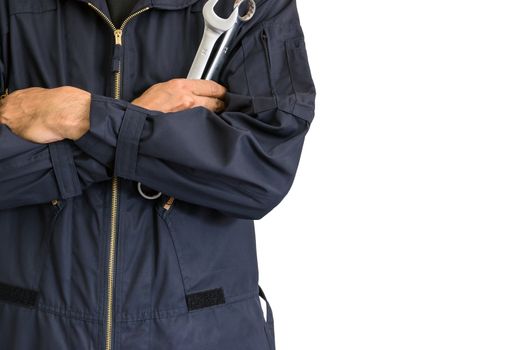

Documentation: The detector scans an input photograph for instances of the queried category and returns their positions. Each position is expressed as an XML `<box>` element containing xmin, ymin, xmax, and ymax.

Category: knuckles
<box><xmin>168</xmin><ymin>78</ymin><xmax>186</xmax><ymax>91</ymax></box>
<box><xmin>143</xmin><ymin>78</ymin><xmax>226</xmax><ymax>113</ymax></box>
<box><xmin>180</xmin><ymin>95</ymin><xmax>195</xmax><ymax>110</ymax></box>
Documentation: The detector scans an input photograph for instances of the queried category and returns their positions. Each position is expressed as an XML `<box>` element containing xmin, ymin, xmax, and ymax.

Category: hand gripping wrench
<box><xmin>138</xmin><ymin>0</ymin><xmax>240</xmax><ymax>200</ymax></box>
<box><xmin>137</xmin><ymin>0</ymin><xmax>255</xmax><ymax>200</ymax></box>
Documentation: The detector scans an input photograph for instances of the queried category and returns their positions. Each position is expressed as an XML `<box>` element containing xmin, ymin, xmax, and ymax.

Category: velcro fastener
<box><xmin>186</xmin><ymin>288</ymin><xmax>225</xmax><ymax>311</ymax></box>
<box><xmin>0</xmin><ymin>282</ymin><xmax>38</xmax><ymax>308</ymax></box>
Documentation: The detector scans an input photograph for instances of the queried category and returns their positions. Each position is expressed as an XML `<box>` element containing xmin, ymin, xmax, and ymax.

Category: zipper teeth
<box><xmin>121</xmin><ymin>7</ymin><xmax>151</xmax><ymax>28</ymax></box>
<box><xmin>87</xmin><ymin>3</ymin><xmax>150</xmax><ymax>31</ymax></box>
<box><xmin>106</xmin><ymin>176</ymin><xmax>118</xmax><ymax>350</ymax></box>
<box><xmin>87</xmin><ymin>3</ymin><xmax>116</xmax><ymax>31</ymax></box>
<box><xmin>114</xmin><ymin>70</ymin><xmax>121</xmax><ymax>99</ymax></box>
<box><xmin>86</xmin><ymin>4</ymin><xmax>150</xmax><ymax>350</ymax></box>
<box><xmin>260</xmin><ymin>29</ymin><xmax>276</xmax><ymax>94</ymax></box>
<box><xmin>261</xmin><ymin>29</ymin><xmax>271</xmax><ymax>68</ymax></box>
<box><xmin>163</xmin><ymin>196</ymin><xmax>175</xmax><ymax>211</ymax></box>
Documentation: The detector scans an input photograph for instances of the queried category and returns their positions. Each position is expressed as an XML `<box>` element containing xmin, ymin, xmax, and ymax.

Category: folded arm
<box><xmin>0</xmin><ymin>87</ymin><xmax>113</xmax><ymax>210</ymax></box>
<box><xmin>74</xmin><ymin>0</ymin><xmax>315</xmax><ymax>220</ymax></box>
<box><xmin>0</xmin><ymin>0</ymin><xmax>316</xmax><ymax>220</ymax></box>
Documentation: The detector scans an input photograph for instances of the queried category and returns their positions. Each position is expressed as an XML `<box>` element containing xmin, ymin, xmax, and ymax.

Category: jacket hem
<box><xmin>1</xmin><ymin>289</ymin><xmax>261</xmax><ymax>324</ymax></box>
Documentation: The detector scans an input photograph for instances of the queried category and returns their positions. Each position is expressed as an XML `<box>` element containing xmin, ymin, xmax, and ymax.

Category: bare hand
<box><xmin>131</xmin><ymin>79</ymin><xmax>227</xmax><ymax>113</ymax></box>
<box><xmin>0</xmin><ymin>86</ymin><xmax>91</xmax><ymax>143</ymax></box>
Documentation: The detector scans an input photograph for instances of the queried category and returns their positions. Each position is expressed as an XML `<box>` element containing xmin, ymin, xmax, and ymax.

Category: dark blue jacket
<box><xmin>0</xmin><ymin>0</ymin><xmax>315</xmax><ymax>348</ymax></box>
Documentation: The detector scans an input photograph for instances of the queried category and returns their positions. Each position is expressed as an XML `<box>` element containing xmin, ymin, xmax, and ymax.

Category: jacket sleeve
<box><xmin>0</xmin><ymin>128</ymin><xmax>114</xmax><ymax>210</ymax></box>
<box><xmin>74</xmin><ymin>0</ymin><xmax>316</xmax><ymax>220</ymax></box>
<box><xmin>0</xmin><ymin>28</ymin><xmax>114</xmax><ymax>209</ymax></box>
<box><xmin>0</xmin><ymin>86</ymin><xmax>114</xmax><ymax>210</ymax></box>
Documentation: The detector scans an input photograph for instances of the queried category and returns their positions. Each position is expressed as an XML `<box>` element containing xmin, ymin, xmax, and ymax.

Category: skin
<box><xmin>0</xmin><ymin>79</ymin><xmax>227</xmax><ymax>144</ymax></box>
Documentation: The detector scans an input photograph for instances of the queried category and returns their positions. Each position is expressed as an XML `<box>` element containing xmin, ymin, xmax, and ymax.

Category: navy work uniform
<box><xmin>0</xmin><ymin>0</ymin><xmax>316</xmax><ymax>348</ymax></box>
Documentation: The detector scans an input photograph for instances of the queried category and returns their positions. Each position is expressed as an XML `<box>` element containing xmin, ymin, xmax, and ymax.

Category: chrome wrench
<box><xmin>187</xmin><ymin>0</ymin><xmax>240</xmax><ymax>79</ymax></box>
<box><xmin>138</xmin><ymin>0</ymin><xmax>240</xmax><ymax>200</ymax></box>
<box><xmin>203</xmin><ymin>0</ymin><xmax>256</xmax><ymax>80</ymax></box>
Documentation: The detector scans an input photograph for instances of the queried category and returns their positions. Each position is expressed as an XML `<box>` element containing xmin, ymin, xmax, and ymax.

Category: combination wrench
<box><xmin>187</xmin><ymin>0</ymin><xmax>241</xmax><ymax>79</ymax></box>
<box><xmin>203</xmin><ymin>0</ymin><xmax>256</xmax><ymax>80</ymax></box>
<box><xmin>138</xmin><ymin>0</ymin><xmax>256</xmax><ymax>200</ymax></box>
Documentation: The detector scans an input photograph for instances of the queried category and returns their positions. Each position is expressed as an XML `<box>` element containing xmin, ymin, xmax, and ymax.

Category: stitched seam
<box><xmin>0</xmin><ymin>301</ymin><xmax>103</xmax><ymax>323</ymax></box>
<box><xmin>37</xmin><ymin>303</ymin><xmax>101</xmax><ymax>324</ymax></box>
<box><xmin>155</xmin><ymin>205</ymin><xmax>189</xmax><ymax>298</ymax></box>
<box><xmin>9</xmin><ymin>9</ymin><xmax>57</xmax><ymax>16</ymax></box>
<box><xmin>285</xmin><ymin>39</ymin><xmax>298</xmax><ymax>116</ymax></box>
<box><xmin>5</xmin><ymin>291</ymin><xmax>259</xmax><ymax>323</ymax></box>
<box><xmin>0</xmin><ymin>152</ymin><xmax>49</xmax><ymax>170</ymax></box>
<box><xmin>117</xmin><ymin>290</ymin><xmax>259</xmax><ymax>323</ymax></box>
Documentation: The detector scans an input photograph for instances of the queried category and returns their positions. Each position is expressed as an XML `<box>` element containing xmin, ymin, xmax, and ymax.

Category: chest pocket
<box><xmin>7</xmin><ymin>0</ymin><xmax>62</xmax><ymax>91</ymax></box>
<box><xmin>8</xmin><ymin>0</ymin><xmax>57</xmax><ymax>14</ymax></box>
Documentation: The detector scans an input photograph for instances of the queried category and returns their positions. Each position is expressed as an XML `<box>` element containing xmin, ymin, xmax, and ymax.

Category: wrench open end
<box><xmin>203</xmin><ymin>0</ymin><xmax>240</xmax><ymax>33</ymax></box>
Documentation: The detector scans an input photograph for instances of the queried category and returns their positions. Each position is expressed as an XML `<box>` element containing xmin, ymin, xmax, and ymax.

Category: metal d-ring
<box><xmin>137</xmin><ymin>183</ymin><xmax>163</xmax><ymax>200</ymax></box>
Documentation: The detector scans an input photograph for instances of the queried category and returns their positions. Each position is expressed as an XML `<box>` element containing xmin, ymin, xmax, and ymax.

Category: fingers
<box><xmin>192</xmin><ymin>96</ymin><xmax>225</xmax><ymax>112</ymax></box>
<box><xmin>187</xmin><ymin>79</ymin><xmax>227</xmax><ymax>98</ymax></box>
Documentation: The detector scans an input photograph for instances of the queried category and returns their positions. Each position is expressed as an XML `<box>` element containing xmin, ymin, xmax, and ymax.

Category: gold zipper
<box><xmin>86</xmin><ymin>4</ymin><xmax>150</xmax><ymax>350</ymax></box>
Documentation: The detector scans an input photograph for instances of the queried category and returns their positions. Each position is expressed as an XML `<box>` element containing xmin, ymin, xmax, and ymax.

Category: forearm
<box><xmin>75</xmin><ymin>89</ymin><xmax>311</xmax><ymax>220</ymax></box>
<box><xmin>0</xmin><ymin>128</ymin><xmax>75</xmax><ymax>209</ymax></box>
<box><xmin>0</xmin><ymin>89</ymin><xmax>111</xmax><ymax>209</ymax></box>
<box><xmin>74</xmin><ymin>0</ymin><xmax>316</xmax><ymax>219</ymax></box>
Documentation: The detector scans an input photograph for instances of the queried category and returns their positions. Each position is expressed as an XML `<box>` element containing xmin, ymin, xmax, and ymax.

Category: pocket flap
<box><xmin>9</xmin><ymin>0</ymin><xmax>57</xmax><ymax>14</ymax></box>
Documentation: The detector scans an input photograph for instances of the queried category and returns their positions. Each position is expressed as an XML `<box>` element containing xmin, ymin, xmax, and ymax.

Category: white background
<box><xmin>256</xmin><ymin>1</ymin><xmax>525</xmax><ymax>349</ymax></box>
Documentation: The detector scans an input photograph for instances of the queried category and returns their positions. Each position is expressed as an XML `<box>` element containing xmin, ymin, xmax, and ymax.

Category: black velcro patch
<box><xmin>186</xmin><ymin>288</ymin><xmax>225</xmax><ymax>311</ymax></box>
<box><xmin>0</xmin><ymin>282</ymin><xmax>38</xmax><ymax>308</ymax></box>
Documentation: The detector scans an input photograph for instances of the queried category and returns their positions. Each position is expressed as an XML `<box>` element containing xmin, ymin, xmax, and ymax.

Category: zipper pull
<box><xmin>112</xmin><ymin>30</ymin><xmax>123</xmax><ymax>73</ymax></box>
<box><xmin>260</xmin><ymin>29</ymin><xmax>271</xmax><ymax>68</ymax></box>
<box><xmin>163</xmin><ymin>196</ymin><xmax>175</xmax><ymax>211</ymax></box>
<box><xmin>112</xmin><ymin>45</ymin><xmax>122</xmax><ymax>73</ymax></box>
<box><xmin>114</xmin><ymin>29</ymin><xmax>123</xmax><ymax>46</ymax></box>
<box><xmin>0</xmin><ymin>88</ymin><xmax>8</xmax><ymax>99</ymax></box>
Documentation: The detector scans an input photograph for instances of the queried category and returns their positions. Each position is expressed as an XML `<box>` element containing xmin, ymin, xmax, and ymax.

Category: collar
<box><xmin>71</xmin><ymin>0</ymin><xmax>201</xmax><ymax>12</ymax></box>
<box><xmin>151</xmin><ymin>0</ymin><xmax>202</xmax><ymax>10</ymax></box>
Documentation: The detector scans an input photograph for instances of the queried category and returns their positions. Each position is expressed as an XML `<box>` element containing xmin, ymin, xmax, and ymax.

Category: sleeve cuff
<box><xmin>74</xmin><ymin>93</ymin><xmax>128</xmax><ymax>169</ymax></box>
<box><xmin>114</xmin><ymin>107</ymin><xmax>147</xmax><ymax>179</ymax></box>
<box><xmin>49</xmin><ymin>140</ymin><xmax>82</xmax><ymax>198</ymax></box>
<box><xmin>73</xmin><ymin>93</ymin><xmax>148</xmax><ymax>179</ymax></box>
